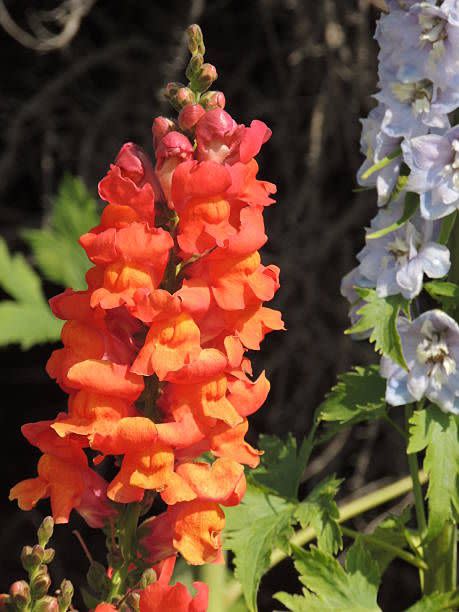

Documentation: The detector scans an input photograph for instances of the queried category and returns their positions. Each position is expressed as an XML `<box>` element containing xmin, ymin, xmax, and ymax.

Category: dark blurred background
<box><xmin>0</xmin><ymin>0</ymin><xmax>418</xmax><ymax>609</ymax></box>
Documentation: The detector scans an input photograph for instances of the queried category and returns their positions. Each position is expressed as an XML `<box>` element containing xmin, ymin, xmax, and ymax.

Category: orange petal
<box><xmin>172</xmin><ymin>500</ymin><xmax>225</xmax><ymax>565</ymax></box>
<box><xmin>67</xmin><ymin>360</ymin><xmax>144</xmax><ymax>400</ymax></box>
<box><xmin>9</xmin><ymin>477</ymin><xmax>49</xmax><ymax>511</ymax></box>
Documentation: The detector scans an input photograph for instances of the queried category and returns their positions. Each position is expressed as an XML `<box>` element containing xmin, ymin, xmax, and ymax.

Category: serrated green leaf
<box><xmin>251</xmin><ymin>434</ymin><xmax>312</xmax><ymax>499</ymax></box>
<box><xmin>295</xmin><ymin>475</ymin><xmax>343</xmax><ymax>555</ymax></box>
<box><xmin>408</xmin><ymin>406</ymin><xmax>459</xmax><ymax>539</ymax></box>
<box><xmin>367</xmin><ymin>191</ymin><xmax>418</xmax><ymax>240</ymax></box>
<box><xmin>22</xmin><ymin>175</ymin><xmax>98</xmax><ymax>289</ymax></box>
<box><xmin>224</xmin><ymin>487</ymin><xmax>295</xmax><ymax>612</ymax></box>
<box><xmin>405</xmin><ymin>590</ymin><xmax>459</xmax><ymax>611</ymax></box>
<box><xmin>275</xmin><ymin>541</ymin><xmax>381</xmax><ymax>611</ymax></box>
<box><xmin>346</xmin><ymin>289</ymin><xmax>408</xmax><ymax>369</ymax></box>
<box><xmin>0</xmin><ymin>237</ymin><xmax>44</xmax><ymax>304</ymax></box>
<box><xmin>319</xmin><ymin>365</ymin><xmax>386</xmax><ymax>429</ymax></box>
<box><xmin>0</xmin><ymin>302</ymin><xmax>61</xmax><ymax>349</ymax></box>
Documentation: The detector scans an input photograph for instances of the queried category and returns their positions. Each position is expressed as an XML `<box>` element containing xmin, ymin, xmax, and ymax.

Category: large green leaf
<box><xmin>319</xmin><ymin>365</ymin><xmax>387</xmax><ymax>430</ymax></box>
<box><xmin>295</xmin><ymin>475</ymin><xmax>343</xmax><ymax>555</ymax></box>
<box><xmin>224</xmin><ymin>487</ymin><xmax>295</xmax><ymax>612</ymax></box>
<box><xmin>346</xmin><ymin>289</ymin><xmax>409</xmax><ymax>369</ymax></box>
<box><xmin>251</xmin><ymin>434</ymin><xmax>312</xmax><ymax>499</ymax></box>
<box><xmin>22</xmin><ymin>175</ymin><xmax>98</xmax><ymax>290</ymax></box>
<box><xmin>0</xmin><ymin>238</ymin><xmax>61</xmax><ymax>348</ymax></box>
<box><xmin>408</xmin><ymin>406</ymin><xmax>459</xmax><ymax>540</ymax></box>
<box><xmin>275</xmin><ymin>541</ymin><xmax>381</xmax><ymax>611</ymax></box>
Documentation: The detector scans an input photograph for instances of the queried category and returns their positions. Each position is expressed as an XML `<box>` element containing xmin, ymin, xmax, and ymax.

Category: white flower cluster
<box><xmin>343</xmin><ymin>0</ymin><xmax>459</xmax><ymax>414</ymax></box>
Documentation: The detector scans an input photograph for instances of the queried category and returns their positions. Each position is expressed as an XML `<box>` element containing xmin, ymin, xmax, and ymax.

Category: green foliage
<box><xmin>318</xmin><ymin>365</ymin><xmax>387</xmax><ymax>433</ymax></box>
<box><xmin>408</xmin><ymin>405</ymin><xmax>459</xmax><ymax>540</ymax></box>
<box><xmin>366</xmin><ymin>191</ymin><xmax>418</xmax><ymax>240</ymax></box>
<box><xmin>0</xmin><ymin>238</ymin><xmax>61</xmax><ymax>348</ymax></box>
<box><xmin>295</xmin><ymin>476</ymin><xmax>343</xmax><ymax>555</ymax></box>
<box><xmin>275</xmin><ymin>541</ymin><xmax>381</xmax><ymax>611</ymax></box>
<box><xmin>405</xmin><ymin>591</ymin><xmax>459</xmax><ymax>611</ymax></box>
<box><xmin>346</xmin><ymin>289</ymin><xmax>409</xmax><ymax>369</ymax></box>
<box><xmin>224</xmin><ymin>487</ymin><xmax>295</xmax><ymax>612</ymax></box>
<box><xmin>363</xmin><ymin>508</ymin><xmax>411</xmax><ymax>575</ymax></box>
<box><xmin>22</xmin><ymin>174</ymin><xmax>98</xmax><ymax>290</ymax></box>
<box><xmin>251</xmin><ymin>433</ymin><xmax>312</xmax><ymax>499</ymax></box>
<box><xmin>423</xmin><ymin>281</ymin><xmax>459</xmax><ymax>319</ymax></box>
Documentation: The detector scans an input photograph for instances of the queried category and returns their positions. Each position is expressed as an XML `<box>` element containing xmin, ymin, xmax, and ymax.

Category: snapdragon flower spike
<box><xmin>10</xmin><ymin>24</ymin><xmax>283</xmax><ymax>597</ymax></box>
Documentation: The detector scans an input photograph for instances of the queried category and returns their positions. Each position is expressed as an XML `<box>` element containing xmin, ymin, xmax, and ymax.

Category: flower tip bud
<box><xmin>37</xmin><ymin>517</ymin><xmax>54</xmax><ymax>547</ymax></box>
<box><xmin>9</xmin><ymin>581</ymin><xmax>30</xmax><ymax>608</ymax></box>
<box><xmin>176</xmin><ymin>87</ymin><xmax>196</xmax><ymax>109</ymax></box>
<box><xmin>178</xmin><ymin>104</ymin><xmax>206</xmax><ymax>131</ymax></box>
<box><xmin>200</xmin><ymin>91</ymin><xmax>226</xmax><ymax>110</ymax></box>
<box><xmin>43</xmin><ymin>548</ymin><xmax>55</xmax><ymax>565</ymax></box>
<box><xmin>186</xmin><ymin>24</ymin><xmax>205</xmax><ymax>56</ymax></box>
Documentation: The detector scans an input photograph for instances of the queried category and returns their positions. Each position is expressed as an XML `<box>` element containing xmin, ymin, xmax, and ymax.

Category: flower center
<box><xmin>416</xmin><ymin>321</ymin><xmax>456</xmax><ymax>383</ymax></box>
<box><xmin>386</xmin><ymin>225</ymin><xmax>421</xmax><ymax>264</ymax></box>
<box><xmin>442</xmin><ymin>139</ymin><xmax>459</xmax><ymax>189</ymax></box>
<box><xmin>391</xmin><ymin>79</ymin><xmax>433</xmax><ymax>115</ymax></box>
<box><xmin>419</xmin><ymin>13</ymin><xmax>447</xmax><ymax>45</ymax></box>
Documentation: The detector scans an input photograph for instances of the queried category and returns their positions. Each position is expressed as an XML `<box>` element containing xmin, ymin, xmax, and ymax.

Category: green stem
<box><xmin>360</xmin><ymin>147</ymin><xmax>402</xmax><ymax>181</ymax></box>
<box><xmin>200</xmin><ymin>554</ymin><xmax>228</xmax><ymax>612</ymax></box>
<box><xmin>423</xmin><ymin>522</ymin><xmax>457</xmax><ymax>596</ymax></box>
<box><xmin>108</xmin><ymin>503</ymin><xmax>142</xmax><ymax>601</ymax></box>
<box><xmin>405</xmin><ymin>405</ymin><xmax>427</xmax><ymax>536</ymax></box>
<box><xmin>340</xmin><ymin>525</ymin><xmax>427</xmax><ymax>571</ymax></box>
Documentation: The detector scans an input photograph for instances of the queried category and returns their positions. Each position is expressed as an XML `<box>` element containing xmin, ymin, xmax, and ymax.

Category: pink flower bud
<box><xmin>152</xmin><ymin>117</ymin><xmax>176</xmax><ymax>149</ymax></box>
<box><xmin>33</xmin><ymin>596</ymin><xmax>59</xmax><ymax>612</ymax></box>
<box><xmin>195</xmin><ymin>63</ymin><xmax>218</xmax><ymax>92</ymax></box>
<box><xmin>176</xmin><ymin>87</ymin><xmax>196</xmax><ymax>108</ymax></box>
<box><xmin>200</xmin><ymin>91</ymin><xmax>226</xmax><ymax>110</ymax></box>
<box><xmin>178</xmin><ymin>104</ymin><xmax>206</xmax><ymax>131</ymax></box>
<box><xmin>10</xmin><ymin>581</ymin><xmax>31</xmax><ymax>607</ymax></box>
<box><xmin>155</xmin><ymin>131</ymin><xmax>194</xmax><ymax>204</ymax></box>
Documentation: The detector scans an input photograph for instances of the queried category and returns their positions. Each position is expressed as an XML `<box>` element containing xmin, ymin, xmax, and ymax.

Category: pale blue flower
<box><xmin>358</xmin><ymin>105</ymin><xmax>402</xmax><ymax>206</ymax></box>
<box><xmin>403</xmin><ymin>125</ymin><xmax>459</xmax><ymax>219</ymax></box>
<box><xmin>356</xmin><ymin>202</ymin><xmax>450</xmax><ymax>299</ymax></box>
<box><xmin>381</xmin><ymin>310</ymin><xmax>459</xmax><ymax>413</ymax></box>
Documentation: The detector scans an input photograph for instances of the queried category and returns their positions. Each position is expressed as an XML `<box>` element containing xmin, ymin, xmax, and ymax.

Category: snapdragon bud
<box><xmin>0</xmin><ymin>594</ymin><xmax>11</xmax><ymax>609</ymax></box>
<box><xmin>194</xmin><ymin>63</ymin><xmax>218</xmax><ymax>93</ymax></box>
<box><xmin>43</xmin><ymin>549</ymin><xmax>55</xmax><ymax>565</ymax></box>
<box><xmin>187</xmin><ymin>24</ymin><xmax>205</xmax><ymax>55</ymax></box>
<box><xmin>139</xmin><ymin>568</ymin><xmax>156</xmax><ymax>589</ymax></box>
<box><xmin>57</xmin><ymin>580</ymin><xmax>74</xmax><ymax>611</ymax></box>
<box><xmin>123</xmin><ymin>592</ymin><xmax>140</xmax><ymax>611</ymax></box>
<box><xmin>176</xmin><ymin>87</ymin><xmax>196</xmax><ymax>109</ymax></box>
<box><xmin>20</xmin><ymin>545</ymin><xmax>36</xmax><ymax>572</ymax></box>
<box><xmin>87</xmin><ymin>561</ymin><xmax>110</xmax><ymax>592</ymax></box>
<box><xmin>186</xmin><ymin>53</ymin><xmax>204</xmax><ymax>80</ymax></box>
<box><xmin>9</xmin><ymin>582</ymin><xmax>30</xmax><ymax>609</ymax></box>
<box><xmin>31</xmin><ymin>569</ymin><xmax>51</xmax><ymax>599</ymax></box>
<box><xmin>200</xmin><ymin>90</ymin><xmax>226</xmax><ymax>110</ymax></box>
<box><xmin>152</xmin><ymin>116</ymin><xmax>176</xmax><ymax>149</ymax></box>
<box><xmin>178</xmin><ymin>104</ymin><xmax>206</xmax><ymax>131</ymax></box>
<box><xmin>37</xmin><ymin>517</ymin><xmax>54</xmax><ymax>547</ymax></box>
<box><xmin>33</xmin><ymin>596</ymin><xmax>59</xmax><ymax>612</ymax></box>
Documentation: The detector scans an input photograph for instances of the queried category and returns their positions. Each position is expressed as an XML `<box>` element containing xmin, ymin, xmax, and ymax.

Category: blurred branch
<box><xmin>0</xmin><ymin>0</ymin><xmax>96</xmax><ymax>51</ymax></box>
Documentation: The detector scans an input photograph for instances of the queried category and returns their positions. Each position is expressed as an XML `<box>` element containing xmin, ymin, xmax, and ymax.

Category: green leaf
<box><xmin>319</xmin><ymin>365</ymin><xmax>386</xmax><ymax>428</ymax></box>
<box><xmin>22</xmin><ymin>175</ymin><xmax>98</xmax><ymax>290</ymax></box>
<box><xmin>405</xmin><ymin>591</ymin><xmax>459</xmax><ymax>611</ymax></box>
<box><xmin>224</xmin><ymin>487</ymin><xmax>295</xmax><ymax>612</ymax></box>
<box><xmin>364</xmin><ymin>508</ymin><xmax>411</xmax><ymax>575</ymax></box>
<box><xmin>424</xmin><ymin>281</ymin><xmax>459</xmax><ymax>318</ymax></box>
<box><xmin>408</xmin><ymin>406</ymin><xmax>459</xmax><ymax>539</ymax></box>
<box><xmin>0</xmin><ymin>238</ymin><xmax>62</xmax><ymax>348</ymax></box>
<box><xmin>346</xmin><ymin>289</ymin><xmax>409</xmax><ymax>369</ymax></box>
<box><xmin>0</xmin><ymin>302</ymin><xmax>61</xmax><ymax>350</ymax></box>
<box><xmin>366</xmin><ymin>191</ymin><xmax>419</xmax><ymax>240</ymax></box>
<box><xmin>439</xmin><ymin>212</ymin><xmax>457</xmax><ymax>246</ymax></box>
<box><xmin>295</xmin><ymin>475</ymin><xmax>343</xmax><ymax>554</ymax></box>
<box><xmin>0</xmin><ymin>238</ymin><xmax>44</xmax><ymax>304</ymax></box>
<box><xmin>275</xmin><ymin>541</ymin><xmax>381</xmax><ymax>611</ymax></box>
<box><xmin>251</xmin><ymin>434</ymin><xmax>312</xmax><ymax>499</ymax></box>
